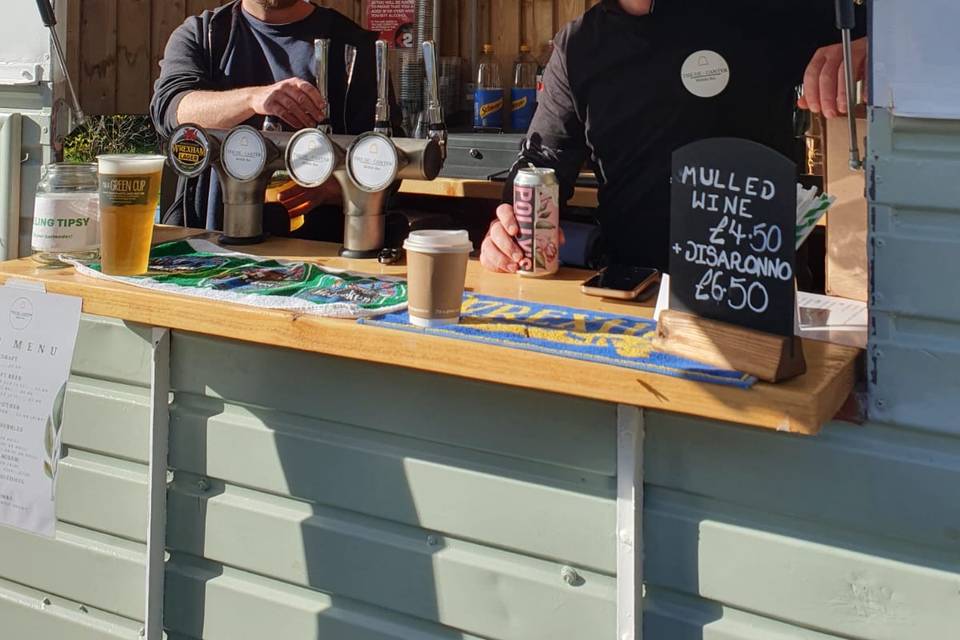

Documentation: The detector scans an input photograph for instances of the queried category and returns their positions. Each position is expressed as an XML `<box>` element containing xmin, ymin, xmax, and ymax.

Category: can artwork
<box><xmin>513</xmin><ymin>167</ymin><xmax>560</xmax><ymax>277</ymax></box>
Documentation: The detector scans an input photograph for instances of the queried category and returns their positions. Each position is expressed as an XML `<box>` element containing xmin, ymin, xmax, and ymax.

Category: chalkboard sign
<box><xmin>669</xmin><ymin>138</ymin><xmax>797</xmax><ymax>337</ymax></box>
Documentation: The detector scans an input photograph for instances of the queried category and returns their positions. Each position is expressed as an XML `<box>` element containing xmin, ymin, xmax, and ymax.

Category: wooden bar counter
<box><xmin>0</xmin><ymin>227</ymin><xmax>863</xmax><ymax>640</ymax></box>
<box><xmin>0</xmin><ymin>227</ymin><xmax>857</xmax><ymax>435</ymax></box>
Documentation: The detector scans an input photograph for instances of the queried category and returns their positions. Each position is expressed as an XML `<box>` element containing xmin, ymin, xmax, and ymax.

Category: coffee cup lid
<box><xmin>404</xmin><ymin>230</ymin><xmax>473</xmax><ymax>254</ymax></box>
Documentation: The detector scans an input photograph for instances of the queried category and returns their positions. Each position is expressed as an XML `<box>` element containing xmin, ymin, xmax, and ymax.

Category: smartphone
<box><xmin>581</xmin><ymin>266</ymin><xmax>661</xmax><ymax>300</ymax></box>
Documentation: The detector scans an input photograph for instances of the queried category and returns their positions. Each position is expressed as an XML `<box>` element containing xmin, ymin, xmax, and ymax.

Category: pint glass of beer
<box><xmin>96</xmin><ymin>154</ymin><xmax>165</xmax><ymax>275</ymax></box>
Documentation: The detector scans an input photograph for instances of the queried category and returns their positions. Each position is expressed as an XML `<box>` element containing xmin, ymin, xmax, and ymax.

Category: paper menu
<box><xmin>0</xmin><ymin>282</ymin><xmax>81</xmax><ymax>538</ymax></box>
<box><xmin>795</xmin><ymin>291</ymin><xmax>867</xmax><ymax>349</ymax></box>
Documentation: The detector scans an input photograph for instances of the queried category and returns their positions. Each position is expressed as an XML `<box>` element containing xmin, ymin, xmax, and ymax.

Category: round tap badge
<box><xmin>287</xmin><ymin>130</ymin><xmax>337</xmax><ymax>188</ymax></box>
<box><xmin>169</xmin><ymin>125</ymin><xmax>210</xmax><ymax>177</ymax></box>
<box><xmin>222</xmin><ymin>126</ymin><xmax>268</xmax><ymax>182</ymax></box>
<box><xmin>680</xmin><ymin>50</ymin><xmax>731</xmax><ymax>99</ymax></box>
<box><xmin>348</xmin><ymin>134</ymin><xmax>399</xmax><ymax>193</ymax></box>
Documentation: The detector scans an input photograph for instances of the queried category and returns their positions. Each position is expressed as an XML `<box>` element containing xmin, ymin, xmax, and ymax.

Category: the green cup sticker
<box><xmin>100</xmin><ymin>175</ymin><xmax>153</xmax><ymax>207</ymax></box>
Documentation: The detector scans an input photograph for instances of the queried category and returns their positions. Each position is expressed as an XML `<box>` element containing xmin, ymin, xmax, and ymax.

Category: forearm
<box><xmin>175</xmin><ymin>88</ymin><xmax>258</xmax><ymax>129</ymax></box>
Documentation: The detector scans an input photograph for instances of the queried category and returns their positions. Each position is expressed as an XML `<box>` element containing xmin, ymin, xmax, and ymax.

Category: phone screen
<box><xmin>585</xmin><ymin>266</ymin><xmax>660</xmax><ymax>291</ymax></box>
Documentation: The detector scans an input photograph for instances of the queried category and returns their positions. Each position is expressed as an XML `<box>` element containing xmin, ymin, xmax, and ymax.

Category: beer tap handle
<box><xmin>344</xmin><ymin>45</ymin><xmax>358</xmax><ymax>90</ymax></box>
<box><xmin>343</xmin><ymin>44</ymin><xmax>357</xmax><ymax>132</ymax></box>
<box><xmin>314</xmin><ymin>39</ymin><xmax>332</xmax><ymax>134</ymax></box>
<box><xmin>422</xmin><ymin>40</ymin><xmax>447</xmax><ymax>160</ymax></box>
<box><xmin>374</xmin><ymin>40</ymin><xmax>393</xmax><ymax>137</ymax></box>
<box><xmin>834</xmin><ymin>0</ymin><xmax>862</xmax><ymax>171</ymax></box>
<box><xmin>35</xmin><ymin>0</ymin><xmax>84</xmax><ymax>127</ymax></box>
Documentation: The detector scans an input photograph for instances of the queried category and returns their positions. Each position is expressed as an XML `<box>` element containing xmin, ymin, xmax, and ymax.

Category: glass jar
<box><xmin>31</xmin><ymin>163</ymin><xmax>100</xmax><ymax>266</ymax></box>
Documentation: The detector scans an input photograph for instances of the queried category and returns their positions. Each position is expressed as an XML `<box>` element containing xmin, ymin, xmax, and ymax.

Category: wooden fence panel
<box><xmin>490</xmin><ymin>0</ymin><xmax>520</xmax><ymax>85</ymax></box>
<box><xmin>80</xmin><ymin>0</ymin><xmax>118</xmax><ymax>115</ymax></box>
<box><xmin>116</xmin><ymin>0</ymin><xmax>152</xmax><ymax>113</ymax></box>
<box><xmin>556</xmin><ymin>0</ymin><xmax>586</xmax><ymax>29</ymax></box>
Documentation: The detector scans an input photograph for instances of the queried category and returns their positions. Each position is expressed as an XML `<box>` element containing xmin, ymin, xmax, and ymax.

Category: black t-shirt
<box><xmin>150</xmin><ymin>2</ymin><xmax>386</xmax><ymax>230</ymax></box>
<box><xmin>223</xmin><ymin>8</ymin><xmax>368</xmax><ymax>133</ymax></box>
<box><xmin>510</xmin><ymin>0</ymin><xmax>865</xmax><ymax>270</ymax></box>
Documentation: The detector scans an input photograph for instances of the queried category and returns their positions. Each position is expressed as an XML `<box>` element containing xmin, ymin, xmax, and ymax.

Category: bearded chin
<box><xmin>255</xmin><ymin>0</ymin><xmax>302</xmax><ymax>9</ymax></box>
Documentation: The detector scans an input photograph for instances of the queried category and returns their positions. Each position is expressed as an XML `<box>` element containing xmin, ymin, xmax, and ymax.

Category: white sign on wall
<box><xmin>872</xmin><ymin>0</ymin><xmax>960</xmax><ymax>119</ymax></box>
<box><xmin>0</xmin><ymin>2</ymin><xmax>51</xmax><ymax>86</ymax></box>
<box><xmin>0</xmin><ymin>283</ymin><xmax>81</xmax><ymax>538</ymax></box>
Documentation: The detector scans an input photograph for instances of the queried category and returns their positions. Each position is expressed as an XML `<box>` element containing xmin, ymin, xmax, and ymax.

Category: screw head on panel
<box><xmin>561</xmin><ymin>565</ymin><xmax>583</xmax><ymax>586</ymax></box>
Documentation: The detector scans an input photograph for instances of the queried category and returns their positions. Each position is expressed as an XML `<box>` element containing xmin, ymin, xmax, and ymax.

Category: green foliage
<box><xmin>63</xmin><ymin>115</ymin><xmax>160</xmax><ymax>163</ymax></box>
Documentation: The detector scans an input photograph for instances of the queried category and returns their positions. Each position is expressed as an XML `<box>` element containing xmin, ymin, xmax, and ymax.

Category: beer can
<box><xmin>513</xmin><ymin>167</ymin><xmax>560</xmax><ymax>277</ymax></box>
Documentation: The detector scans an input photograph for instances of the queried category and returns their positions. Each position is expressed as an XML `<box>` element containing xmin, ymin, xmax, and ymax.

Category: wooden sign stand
<box><xmin>655</xmin><ymin>310</ymin><xmax>806</xmax><ymax>383</ymax></box>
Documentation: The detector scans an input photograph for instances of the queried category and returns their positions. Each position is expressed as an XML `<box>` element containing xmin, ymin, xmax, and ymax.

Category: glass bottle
<box><xmin>536</xmin><ymin>40</ymin><xmax>555</xmax><ymax>106</ymax></box>
<box><xmin>511</xmin><ymin>44</ymin><xmax>539</xmax><ymax>132</ymax></box>
<box><xmin>474</xmin><ymin>44</ymin><xmax>504</xmax><ymax>133</ymax></box>
<box><xmin>31</xmin><ymin>163</ymin><xmax>100</xmax><ymax>266</ymax></box>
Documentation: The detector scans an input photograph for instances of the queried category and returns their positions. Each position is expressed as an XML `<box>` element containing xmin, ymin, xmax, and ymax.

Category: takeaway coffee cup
<box><xmin>404</xmin><ymin>230</ymin><xmax>473</xmax><ymax>327</ymax></box>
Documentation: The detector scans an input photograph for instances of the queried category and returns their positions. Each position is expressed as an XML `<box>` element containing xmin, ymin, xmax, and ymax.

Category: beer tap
<box><xmin>835</xmin><ymin>0</ymin><xmax>863</xmax><ymax>171</ymax></box>
<box><xmin>167</xmin><ymin>122</ymin><xmax>292</xmax><ymax>244</ymax></box>
<box><xmin>373</xmin><ymin>40</ymin><xmax>393</xmax><ymax>137</ymax></box>
<box><xmin>422</xmin><ymin>40</ymin><xmax>448</xmax><ymax>160</ymax></box>
<box><xmin>336</xmin><ymin>39</ymin><xmax>444</xmax><ymax>258</ymax></box>
<box><xmin>286</xmin><ymin>39</ymin><xmax>345</xmax><ymax>194</ymax></box>
<box><xmin>168</xmin><ymin>39</ymin><xmax>447</xmax><ymax>256</ymax></box>
<box><xmin>314</xmin><ymin>39</ymin><xmax>333</xmax><ymax>134</ymax></box>
<box><xmin>219</xmin><ymin>126</ymin><xmax>292</xmax><ymax>243</ymax></box>
<box><xmin>343</xmin><ymin>44</ymin><xmax>358</xmax><ymax>133</ymax></box>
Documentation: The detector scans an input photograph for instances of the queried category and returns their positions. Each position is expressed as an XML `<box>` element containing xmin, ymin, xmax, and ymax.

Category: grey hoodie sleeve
<box><xmin>502</xmin><ymin>27</ymin><xmax>587</xmax><ymax>208</ymax></box>
<box><xmin>150</xmin><ymin>15</ymin><xmax>212</xmax><ymax>138</ymax></box>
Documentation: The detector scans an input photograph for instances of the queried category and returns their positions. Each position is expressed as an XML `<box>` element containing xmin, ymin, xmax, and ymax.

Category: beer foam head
<box><xmin>97</xmin><ymin>154</ymin><xmax>165</xmax><ymax>175</ymax></box>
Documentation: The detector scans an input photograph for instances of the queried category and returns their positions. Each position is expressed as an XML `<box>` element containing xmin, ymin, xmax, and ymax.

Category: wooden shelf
<box><xmin>0</xmin><ymin>228</ymin><xmax>860</xmax><ymax>435</ymax></box>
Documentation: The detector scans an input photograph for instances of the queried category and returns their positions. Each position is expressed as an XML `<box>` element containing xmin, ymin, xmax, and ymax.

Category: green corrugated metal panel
<box><xmin>644</xmin><ymin>587</ymin><xmax>847</xmax><ymax>640</ymax></box>
<box><xmin>56</xmin><ymin>449</ymin><xmax>148</xmax><ymax>543</ymax></box>
<box><xmin>63</xmin><ymin>376</ymin><xmax>151</xmax><ymax>464</ymax></box>
<box><xmin>869</xmin><ymin>108</ymin><xmax>960</xmax><ymax>429</ymax></box>
<box><xmin>0</xmin><ymin>522</ymin><xmax>144</xmax><ymax>620</ymax></box>
<box><xmin>170</xmin><ymin>331</ymin><xmax>616</xmax><ymax>475</ymax></box>
<box><xmin>0</xmin><ymin>575</ymin><xmax>142</xmax><ymax>640</ymax></box>
<box><xmin>165</xmin><ymin>555</ymin><xmax>487</xmax><ymax>640</ymax></box>
<box><xmin>169</xmin><ymin>393</ymin><xmax>616</xmax><ymax>573</ymax></box>
<box><xmin>869</xmin><ymin>110</ymin><xmax>960</xmax><ymax>212</ymax></box>
<box><xmin>72</xmin><ymin>317</ymin><xmax>154</xmax><ymax>387</ymax></box>
<box><xmin>164</xmin><ymin>474</ymin><xmax>615</xmax><ymax>640</ymax></box>
<box><xmin>0</xmin><ymin>317</ymin><xmax>153</xmax><ymax>636</ymax></box>
<box><xmin>645</xmin><ymin>412</ymin><xmax>960</xmax><ymax>552</ymax></box>
<box><xmin>645</xmin><ymin>486</ymin><xmax>960</xmax><ymax>640</ymax></box>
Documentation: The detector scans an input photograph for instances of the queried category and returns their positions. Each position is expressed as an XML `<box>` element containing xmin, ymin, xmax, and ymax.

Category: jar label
<box><xmin>31</xmin><ymin>193</ymin><xmax>100</xmax><ymax>252</ymax></box>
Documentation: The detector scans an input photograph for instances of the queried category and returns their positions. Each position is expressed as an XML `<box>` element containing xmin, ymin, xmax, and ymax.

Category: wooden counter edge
<box><xmin>0</xmin><ymin>262</ymin><xmax>860</xmax><ymax>436</ymax></box>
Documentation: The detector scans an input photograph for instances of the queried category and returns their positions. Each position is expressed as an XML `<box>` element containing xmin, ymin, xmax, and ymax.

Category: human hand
<box><xmin>248</xmin><ymin>78</ymin><xmax>327</xmax><ymax>130</ymax></box>
<box><xmin>266</xmin><ymin>178</ymin><xmax>342</xmax><ymax>218</ymax></box>
<box><xmin>798</xmin><ymin>37</ymin><xmax>868</xmax><ymax>119</ymax></box>
<box><xmin>480</xmin><ymin>203</ymin><xmax>565</xmax><ymax>273</ymax></box>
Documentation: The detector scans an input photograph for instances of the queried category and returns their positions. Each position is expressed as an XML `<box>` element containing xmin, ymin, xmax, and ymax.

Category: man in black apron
<box><xmin>481</xmin><ymin>0</ymin><xmax>867</xmax><ymax>272</ymax></box>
